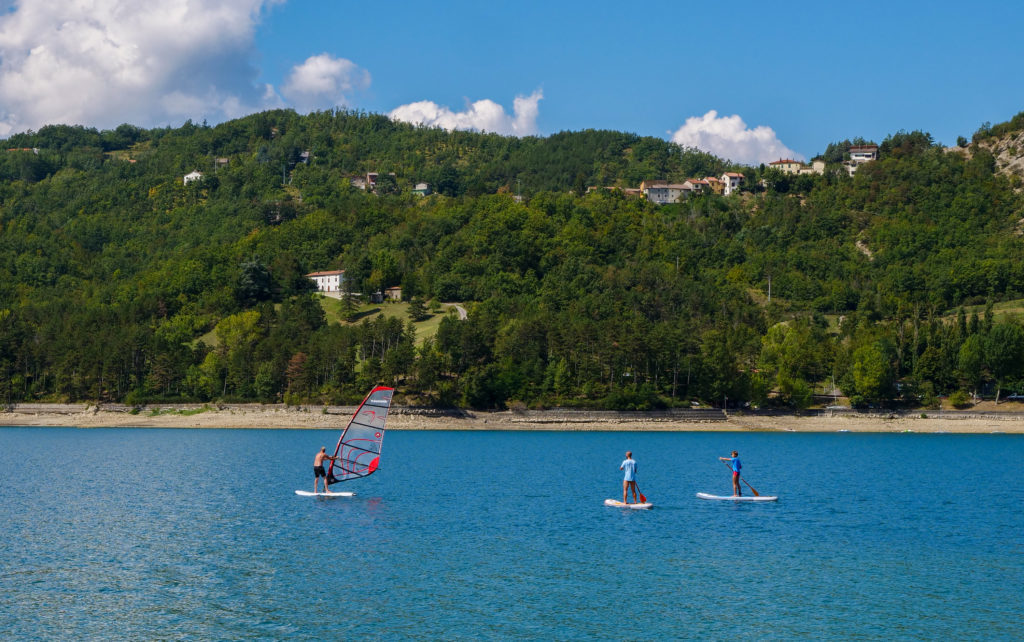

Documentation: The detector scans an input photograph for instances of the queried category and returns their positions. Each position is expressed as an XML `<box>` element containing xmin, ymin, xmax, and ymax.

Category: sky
<box><xmin>0</xmin><ymin>0</ymin><xmax>1023</xmax><ymax>165</ymax></box>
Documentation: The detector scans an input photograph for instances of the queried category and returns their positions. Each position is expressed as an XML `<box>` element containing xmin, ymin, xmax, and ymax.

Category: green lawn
<box><xmin>193</xmin><ymin>297</ymin><xmax>462</xmax><ymax>348</ymax></box>
<box><xmin>947</xmin><ymin>298</ymin><xmax>1024</xmax><ymax>323</ymax></box>
<box><xmin>316</xmin><ymin>296</ymin><xmax>460</xmax><ymax>345</ymax></box>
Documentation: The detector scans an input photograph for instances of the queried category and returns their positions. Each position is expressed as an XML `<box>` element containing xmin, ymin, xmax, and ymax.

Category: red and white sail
<box><xmin>327</xmin><ymin>386</ymin><xmax>395</xmax><ymax>486</ymax></box>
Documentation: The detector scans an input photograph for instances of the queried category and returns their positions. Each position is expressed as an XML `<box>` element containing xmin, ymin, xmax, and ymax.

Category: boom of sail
<box><xmin>327</xmin><ymin>386</ymin><xmax>395</xmax><ymax>486</ymax></box>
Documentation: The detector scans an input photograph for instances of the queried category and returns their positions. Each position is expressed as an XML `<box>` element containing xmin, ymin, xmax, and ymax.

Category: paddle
<box><xmin>635</xmin><ymin>483</ymin><xmax>647</xmax><ymax>504</ymax></box>
<box><xmin>721</xmin><ymin>459</ymin><xmax>761</xmax><ymax>497</ymax></box>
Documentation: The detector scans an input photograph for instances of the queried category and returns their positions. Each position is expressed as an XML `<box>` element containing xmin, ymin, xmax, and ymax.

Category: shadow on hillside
<box><xmin>346</xmin><ymin>307</ymin><xmax>381</xmax><ymax>322</ymax></box>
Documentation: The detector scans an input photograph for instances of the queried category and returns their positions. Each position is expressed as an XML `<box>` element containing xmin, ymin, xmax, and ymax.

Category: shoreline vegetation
<box><xmin>2</xmin><ymin>403</ymin><xmax>1023</xmax><ymax>433</ymax></box>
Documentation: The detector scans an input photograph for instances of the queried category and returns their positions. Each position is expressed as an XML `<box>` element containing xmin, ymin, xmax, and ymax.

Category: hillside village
<box><xmin>179</xmin><ymin>144</ymin><xmax>883</xmax><ymax>207</ymax></box>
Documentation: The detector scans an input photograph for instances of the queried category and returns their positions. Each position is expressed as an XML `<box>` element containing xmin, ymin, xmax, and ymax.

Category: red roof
<box><xmin>769</xmin><ymin>159</ymin><xmax>800</xmax><ymax>165</ymax></box>
<box><xmin>724</xmin><ymin>172</ymin><xmax>744</xmax><ymax>177</ymax></box>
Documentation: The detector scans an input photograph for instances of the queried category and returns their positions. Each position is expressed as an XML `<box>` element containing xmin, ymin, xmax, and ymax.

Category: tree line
<box><xmin>1</xmin><ymin>109</ymin><xmax>1024</xmax><ymax>409</ymax></box>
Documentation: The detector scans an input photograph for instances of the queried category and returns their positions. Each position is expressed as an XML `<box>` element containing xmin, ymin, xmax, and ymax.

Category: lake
<box><xmin>0</xmin><ymin>427</ymin><xmax>1021</xmax><ymax>639</ymax></box>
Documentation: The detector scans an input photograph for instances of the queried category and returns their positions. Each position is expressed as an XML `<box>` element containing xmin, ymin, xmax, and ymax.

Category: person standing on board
<box><xmin>719</xmin><ymin>451</ymin><xmax>742</xmax><ymax>496</ymax></box>
<box><xmin>313</xmin><ymin>447</ymin><xmax>337</xmax><ymax>493</ymax></box>
<box><xmin>620</xmin><ymin>451</ymin><xmax>639</xmax><ymax>504</ymax></box>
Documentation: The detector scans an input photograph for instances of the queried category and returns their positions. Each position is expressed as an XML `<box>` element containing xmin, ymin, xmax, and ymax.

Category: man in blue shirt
<box><xmin>620</xmin><ymin>451</ymin><xmax>639</xmax><ymax>504</ymax></box>
<box><xmin>719</xmin><ymin>450</ymin><xmax>742</xmax><ymax>496</ymax></box>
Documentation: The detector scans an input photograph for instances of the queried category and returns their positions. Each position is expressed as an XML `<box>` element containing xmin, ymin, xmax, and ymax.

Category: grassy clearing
<box><xmin>192</xmin><ymin>297</ymin><xmax>462</xmax><ymax>349</ymax></box>
<box><xmin>316</xmin><ymin>296</ymin><xmax>459</xmax><ymax>345</ymax></box>
<box><xmin>945</xmin><ymin>298</ymin><xmax>1024</xmax><ymax>323</ymax></box>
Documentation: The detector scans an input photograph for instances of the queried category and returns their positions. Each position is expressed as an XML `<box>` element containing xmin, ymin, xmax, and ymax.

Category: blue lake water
<box><xmin>1</xmin><ymin>427</ymin><xmax>1022</xmax><ymax>639</ymax></box>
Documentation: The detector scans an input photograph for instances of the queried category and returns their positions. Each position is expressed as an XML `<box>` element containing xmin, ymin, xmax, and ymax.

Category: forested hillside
<box><xmin>2</xmin><ymin>109</ymin><xmax>1023</xmax><ymax>409</ymax></box>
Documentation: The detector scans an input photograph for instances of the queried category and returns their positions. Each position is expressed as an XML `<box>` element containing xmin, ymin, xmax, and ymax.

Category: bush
<box><xmin>948</xmin><ymin>390</ymin><xmax>972</xmax><ymax>409</ymax></box>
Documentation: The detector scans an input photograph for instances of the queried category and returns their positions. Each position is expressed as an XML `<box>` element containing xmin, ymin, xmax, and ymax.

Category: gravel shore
<box><xmin>2</xmin><ymin>404</ymin><xmax>1022</xmax><ymax>433</ymax></box>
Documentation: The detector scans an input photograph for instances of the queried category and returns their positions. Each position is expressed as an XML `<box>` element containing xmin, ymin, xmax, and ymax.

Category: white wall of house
<box><xmin>308</xmin><ymin>271</ymin><xmax>344</xmax><ymax>292</ymax></box>
<box><xmin>722</xmin><ymin>173</ymin><xmax>744</xmax><ymax>195</ymax></box>
<box><xmin>643</xmin><ymin>184</ymin><xmax>687</xmax><ymax>204</ymax></box>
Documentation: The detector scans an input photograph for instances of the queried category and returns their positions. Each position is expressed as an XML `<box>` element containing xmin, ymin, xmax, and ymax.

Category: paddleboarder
<box><xmin>313</xmin><ymin>447</ymin><xmax>338</xmax><ymax>493</ymax></box>
<box><xmin>620</xmin><ymin>451</ymin><xmax>639</xmax><ymax>504</ymax></box>
<box><xmin>719</xmin><ymin>451</ymin><xmax>742</xmax><ymax>496</ymax></box>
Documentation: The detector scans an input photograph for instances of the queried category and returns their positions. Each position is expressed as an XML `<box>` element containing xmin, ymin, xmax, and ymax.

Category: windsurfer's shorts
<box><xmin>314</xmin><ymin>465</ymin><xmax>326</xmax><ymax>478</ymax></box>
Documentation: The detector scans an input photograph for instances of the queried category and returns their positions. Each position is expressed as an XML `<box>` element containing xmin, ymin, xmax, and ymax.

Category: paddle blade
<box><xmin>639</xmin><ymin>491</ymin><xmax>647</xmax><ymax>503</ymax></box>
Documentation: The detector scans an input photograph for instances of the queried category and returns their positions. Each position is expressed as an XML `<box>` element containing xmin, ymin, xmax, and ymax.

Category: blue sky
<box><xmin>1</xmin><ymin>0</ymin><xmax>1022</xmax><ymax>164</ymax></box>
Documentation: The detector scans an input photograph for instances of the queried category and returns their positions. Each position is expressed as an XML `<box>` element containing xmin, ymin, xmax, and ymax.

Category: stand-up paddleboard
<box><xmin>296</xmin><ymin>386</ymin><xmax>395</xmax><ymax>498</ymax></box>
<box><xmin>696</xmin><ymin>492</ymin><xmax>777</xmax><ymax>502</ymax></box>
<box><xmin>604</xmin><ymin>499</ymin><xmax>653</xmax><ymax>509</ymax></box>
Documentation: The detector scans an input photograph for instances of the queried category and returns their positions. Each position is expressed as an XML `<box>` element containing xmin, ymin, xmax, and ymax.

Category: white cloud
<box><xmin>281</xmin><ymin>53</ymin><xmax>370</xmax><ymax>113</ymax></box>
<box><xmin>0</xmin><ymin>0</ymin><xmax>284</xmax><ymax>135</ymax></box>
<box><xmin>669</xmin><ymin>110</ymin><xmax>801</xmax><ymax>165</ymax></box>
<box><xmin>389</xmin><ymin>90</ymin><xmax>543</xmax><ymax>136</ymax></box>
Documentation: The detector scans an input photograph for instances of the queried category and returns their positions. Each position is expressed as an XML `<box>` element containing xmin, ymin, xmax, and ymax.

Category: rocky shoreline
<box><xmin>2</xmin><ymin>403</ymin><xmax>1023</xmax><ymax>433</ymax></box>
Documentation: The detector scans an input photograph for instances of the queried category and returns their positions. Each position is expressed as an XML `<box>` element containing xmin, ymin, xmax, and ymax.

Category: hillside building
<box><xmin>641</xmin><ymin>180</ymin><xmax>689</xmax><ymax>204</ymax></box>
<box><xmin>845</xmin><ymin>145</ymin><xmax>879</xmax><ymax>175</ymax></box>
<box><xmin>307</xmin><ymin>270</ymin><xmax>345</xmax><ymax>293</ymax></box>
<box><xmin>722</xmin><ymin>172</ymin><xmax>745</xmax><ymax>195</ymax></box>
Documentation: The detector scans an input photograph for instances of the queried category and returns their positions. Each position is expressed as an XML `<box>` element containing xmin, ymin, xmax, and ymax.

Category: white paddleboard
<box><xmin>295</xmin><ymin>490</ymin><xmax>356</xmax><ymax>497</ymax></box>
<box><xmin>696</xmin><ymin>492</ymin><xmax>777</xmax><ymax>502</ymax></box>
<box><xmin>604</xmin><ymin>499</ymin><xmax>653</xmax><ymax>509</ymax></box>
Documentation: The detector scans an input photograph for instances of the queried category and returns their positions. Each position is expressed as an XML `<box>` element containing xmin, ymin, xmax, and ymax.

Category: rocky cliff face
<box><xmin>948</xmin><ymin>129</ymin><xmax>1024</xmax><ymax>189</ymax></box>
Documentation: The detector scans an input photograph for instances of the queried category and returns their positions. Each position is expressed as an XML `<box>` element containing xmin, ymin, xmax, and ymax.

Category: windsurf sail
<box><xmin>326</xmin><ymin>386</ymin><xmax>395</xmax><ymax>486</ymax></box>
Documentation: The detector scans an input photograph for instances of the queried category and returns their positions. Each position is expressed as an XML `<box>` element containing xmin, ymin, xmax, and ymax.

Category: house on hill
<box><xmin>307</xmin><ymin>270</ymin><xmax>344</xmax><ymax>293</ymax></box>
<box><xmin>641</xmin><ymin>180</ymin><xmax>689</xmax><ymax>204</ymax></box>
<box><xmin>183</xmin><ymin>170</ymin><xmax>204</xmax><ymax>185</ymax></box>
<box><xmin>703</xmin><ymin>176</ymin><xmax>724</xmax><ymax>195</ymax></box>
<box><xmin>722</xmin><ymin>172</ymin><xmax>744</xmax><ymax>195</ymax></box>
<box><xmin>769</xmin><ymin>159</ymin><xmax>825</xmax><ymax>176</ymax></box>
<box><xmin>385</xmin><ymin>286</ymin><xmax>402</xmax><ymax>301</ymax></box>
<box><xmin>768</xmin><ymin>159</ymin><xmax>804</xmax><ymax>174</ymax></box>
<box><xmin>845</xmin><ymin>145</ymin><xmax>878</xmax><ymax>175</ymax></box>
<box><xmin>683</xmin><ymin>178</ymin><xmax>710</xmax><ymax>194</ymax></box>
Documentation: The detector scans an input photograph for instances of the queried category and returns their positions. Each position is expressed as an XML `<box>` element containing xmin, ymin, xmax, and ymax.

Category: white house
<box><xmin>683</xmin><ymin>179</ymin><xmax>709</xmax><ymax>194</ymax></box>
<box><xmin>849</xmin><ymin>145</ymin><xmax>878</xmax><ymax>163</ymax></box>
<box><xmin>722</xmin><ymin>172</ymin><xmax>745</xmax><ymax>195</ymax></box>
<box><xmin>845</xmin><ymin>145</ymin><xmax>879</xmax><ymax>175</ymax></box>
<box><xmin>412</xmin><ymin>182</ymin><xmax>431</xmax><ymax>196</ymax></box>
<box><xmin>641</xmin><ymin>180</ymin><xmax>689</xmax><ymax>204</ymax></box>
<box><xmin>307</xmin><ymin>270</ymin><xmax>345</xmax><ymax>293</ymax></box>
<box><xmin>183</xmin><ymin>170</ymin><xmax>204</xmax><ymax>185</ymax></box>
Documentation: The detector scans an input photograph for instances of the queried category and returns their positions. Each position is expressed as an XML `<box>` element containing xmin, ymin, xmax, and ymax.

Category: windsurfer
<box><xmin>719</xmin><ymin>451</ymin><xmax>742</xmax><ymax>496</ymax></box>
<box><xmin>313</xmin><ymin>447</ymin><xmax>337</xmax><ymax>493</ymax></box>
<box><xmin>620</xmin><ymin>451</ymin><xmax>639</xmax><ymax>504</ymax></box>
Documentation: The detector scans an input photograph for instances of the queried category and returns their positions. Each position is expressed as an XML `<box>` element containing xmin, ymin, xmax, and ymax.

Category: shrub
<box><xmin>948</xmin><ymin>390</ymin><xmax>972</xmax><ymax>409</ymax></box>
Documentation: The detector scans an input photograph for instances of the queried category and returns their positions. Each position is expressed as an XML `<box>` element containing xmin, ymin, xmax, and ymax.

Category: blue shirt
<box><xmin>728</xmin><ymin>457</ymin><xmax>742</xmax><ymax>473</ymax></box>
<box><xmin>620</xmin><ymin>458</ymin><xmax>637</xmax><ymax>481</ymax></box>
